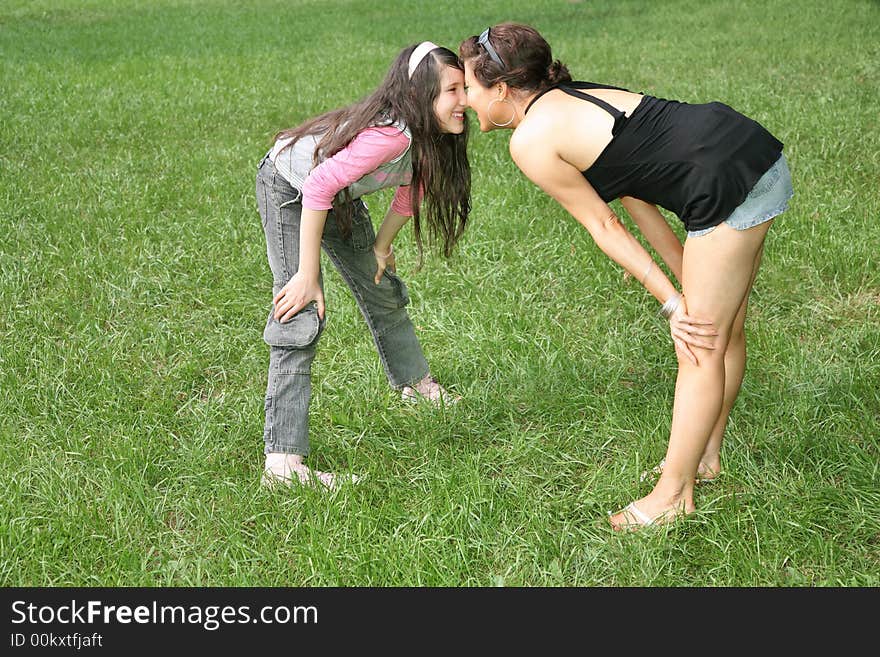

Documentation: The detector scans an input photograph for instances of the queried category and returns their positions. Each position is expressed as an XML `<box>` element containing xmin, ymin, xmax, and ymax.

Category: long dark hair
<box><xmin>275</xmin><ymin>44</ymin><xmax>470</xmax><ymax>259</ymax></box>
<box><xmin>459</xmin><ymin>23</ymin><xmax>572</xmax><ymax>93</ymax></box>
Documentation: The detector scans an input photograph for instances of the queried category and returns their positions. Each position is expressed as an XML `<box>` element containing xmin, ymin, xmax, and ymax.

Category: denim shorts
<box><xmin>687</xmin><ymin>153</ymin><xmax>793</xmax><ymax>238</ymax></box>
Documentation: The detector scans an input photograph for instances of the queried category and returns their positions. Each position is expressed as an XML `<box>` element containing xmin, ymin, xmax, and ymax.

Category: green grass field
<box><xmin>1</xmin><ymin>0</ymin><xmax>877</xmax><ymax>586</ymax></box>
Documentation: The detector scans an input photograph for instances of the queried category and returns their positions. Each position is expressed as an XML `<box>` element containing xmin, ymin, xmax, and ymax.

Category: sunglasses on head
<box><xmin>478</xmin><ymin>28</ymin><xmax>505</xmax><ymax>68</ymax></box>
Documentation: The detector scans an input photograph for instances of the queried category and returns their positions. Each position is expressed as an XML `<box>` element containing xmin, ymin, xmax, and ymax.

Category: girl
<box><xmin>257</xmin><ymin>42</ymin><xmax>470</xmax><ymax>489</ymax></box>
<box><xmin>460</xmin><ymin>24</ymin><xmax>792</xmax><ymax>529</ymax></box>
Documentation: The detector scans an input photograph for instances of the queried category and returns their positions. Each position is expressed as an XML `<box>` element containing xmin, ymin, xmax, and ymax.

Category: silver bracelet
<box><xmin>659</xmin><ymin>293</ymin><xmax>682</xmax><ymax>319</ymax></box>
<box><xmin>373</xmin><ymin>244</ymin><xmax>393</xmax><ymax>259</ymax></box>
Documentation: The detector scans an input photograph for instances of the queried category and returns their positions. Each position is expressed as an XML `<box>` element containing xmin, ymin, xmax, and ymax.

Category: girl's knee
<box><xmin>364</xmin><ymin>273</ymin><xmax>410</xmax><ymax>310</ymax></box>
<box><xmin>263</xmin><ymin>306</ymin><xmax>324</xmax><ymax>350</ymax></box>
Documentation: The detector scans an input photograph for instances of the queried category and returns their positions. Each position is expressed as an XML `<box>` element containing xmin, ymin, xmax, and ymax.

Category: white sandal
<box><xmin>608</xmin><ymin>501</ymin><xmax>685</xmax><ymax>532</ymax></box>
<box><xmin>607</xmin><ymin>502</ymin><xmax>656</xmax><ymax>531</ymax></box>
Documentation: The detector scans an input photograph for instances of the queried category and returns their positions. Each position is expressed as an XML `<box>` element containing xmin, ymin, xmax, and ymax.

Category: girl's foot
<box><xmin>401</xmin><ymin>374</ymin><xmax>461</xmax><ymax>406</ymax></box>
<box><xmin>262</xmin><ymin>453</ymin><xmax>360</xmax><ymax>490</ymax></box>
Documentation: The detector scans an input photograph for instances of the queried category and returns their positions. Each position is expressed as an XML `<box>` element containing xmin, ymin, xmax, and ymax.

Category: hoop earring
<box><xmin>487</xmin><ymin>97</ymin><xmax>515</xmax><ymax>127</ymax></box>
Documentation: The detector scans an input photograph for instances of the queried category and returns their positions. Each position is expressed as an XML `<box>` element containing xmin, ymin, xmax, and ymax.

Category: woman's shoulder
<box><xmin>512</xmin><ymin>92</ymin><xmax>582</xmax><ymax>151</ymax></box>
<box><xmin>518</xmin><ymin>91</ymin><xmax>567</xmax><ymax>131</ymax></box>
<box><xmin>509</xmin><ymin>115</ymin><xmax>555</xmax><ymax>163</ymax></box>
<box><xmin>510</xmin><ymin>116</ymin><xmax>541</xmax><ymax>145</ymax></box>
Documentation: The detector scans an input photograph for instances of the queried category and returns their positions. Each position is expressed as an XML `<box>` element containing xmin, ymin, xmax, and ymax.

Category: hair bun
<box><xmin>547</xmin><ymin>60</ymin><xmax>572</xmax><ymax>84</ymax></box>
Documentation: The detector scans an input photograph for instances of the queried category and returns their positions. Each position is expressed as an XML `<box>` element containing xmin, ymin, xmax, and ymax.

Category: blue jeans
<box><xmin>256</xmin><ymin>156</ymin><xmax>430</xmax><ymax>456</ymax></box>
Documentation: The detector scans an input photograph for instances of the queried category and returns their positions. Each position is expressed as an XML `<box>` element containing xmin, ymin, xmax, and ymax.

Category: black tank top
<box><xmin>525</xmin><ymin>82</ymin><xmax>784</xmax><ymax>231</ymax></box>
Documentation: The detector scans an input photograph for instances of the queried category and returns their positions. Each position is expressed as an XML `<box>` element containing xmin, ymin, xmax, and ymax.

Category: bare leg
<box><xmin>698</xmin><ymin>244</ymin><xmax>765</xmax><ymax>476</ymax></box>
<box><xmin>643</xmin><ymin>244</ymin><xmax>765</xmax><ymax>482</ymax></box>
<box><xmin>610</xmin><ymin>221</ymin><xmax>772</xmax><ymax>529</ymax></box>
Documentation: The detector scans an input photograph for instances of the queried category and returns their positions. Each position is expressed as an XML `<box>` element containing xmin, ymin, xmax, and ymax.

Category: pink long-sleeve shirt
<box><xmin>269</xmin><ymin>124</ymin><xmax>419</xmax><ymax>216</ymax></box>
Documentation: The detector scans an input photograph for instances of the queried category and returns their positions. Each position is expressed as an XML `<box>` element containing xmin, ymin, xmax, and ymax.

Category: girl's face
<box><xmin>433</xmin><ymin>65</ymin><xmax>467</xmax><ymax>134</ymax></box>
<box><xmin>462</xmin><ymin>60</ymin><xmax>496</xmax><ymax>132</ymax></box>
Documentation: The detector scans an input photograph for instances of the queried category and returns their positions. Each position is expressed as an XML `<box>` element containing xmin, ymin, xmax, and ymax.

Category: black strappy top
<box><xmin>524</xmin><ymin>82</ymin><xmax>784</xmax><ymax>231</ymax></box>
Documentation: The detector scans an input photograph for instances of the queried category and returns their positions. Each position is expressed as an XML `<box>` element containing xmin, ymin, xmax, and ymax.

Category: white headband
<box><xmin>408</xmin><ymin>41</ymin><xmax>440</xmax><ymax>79</ymax></box>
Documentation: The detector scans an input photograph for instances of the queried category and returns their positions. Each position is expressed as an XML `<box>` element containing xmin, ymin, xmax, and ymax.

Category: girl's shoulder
<box><xmin>354</xmin><ymin>120</ymin><xmax>412</xmax><ymax>166</ymax></box>
<box><xmin>370</xmin><ymin>117</ymin><xmax>411</xmax><ymax>140</ymax></box>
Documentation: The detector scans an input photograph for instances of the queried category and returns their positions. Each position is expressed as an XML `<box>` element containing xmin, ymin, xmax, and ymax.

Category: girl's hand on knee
<box><xmin>373</xmin><ymin>243</ymin><xmax>396</xmax><ymax>285</ymax></box>
<box><xmin>669</xmin><ymin>298</ymin><xmax>717</xmax><ymax>365</ymax></box>
<box><xmin>273</xmin><ymin>272</ymin><xmax>326</xmax><ymax>322</ymax></box>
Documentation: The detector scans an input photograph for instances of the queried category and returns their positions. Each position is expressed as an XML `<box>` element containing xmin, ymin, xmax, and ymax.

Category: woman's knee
<box><xmin>676</xmin><ymin>330</ymin><xmax>731</xmax><ymax>369</ymax></box>
<box><xmin>728</xmin><ymin>322</ymin><xmax>745</xmax><ymax>350</ymax></box>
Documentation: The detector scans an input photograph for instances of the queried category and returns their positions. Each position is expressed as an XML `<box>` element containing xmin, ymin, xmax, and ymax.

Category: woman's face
<box><xmin>463</xmin><ymin>60</ymin><xmax>496</xmax><ymax>132</ymax></box>
<box><xmin>433</xmin><ymin>65</ymin><xmax>467</xmax><ymax>134</ymax></box>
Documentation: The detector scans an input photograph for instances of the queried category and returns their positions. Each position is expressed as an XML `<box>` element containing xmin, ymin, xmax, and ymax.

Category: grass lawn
<box><xmin>1</xmin><ymin>0</ymin><xmax>877</xmax><ymax>586</ymax></box>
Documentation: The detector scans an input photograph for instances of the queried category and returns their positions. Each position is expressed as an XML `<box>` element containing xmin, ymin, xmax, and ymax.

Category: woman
<box><xmin>459</xmin><ymin>24</ymin><xmax>792</xmax><ymax>529</ymax></box>
<box><xmin>257</xmin><ymin>42</ymin><xmax>470</xmax><ymax>489</ymax></box>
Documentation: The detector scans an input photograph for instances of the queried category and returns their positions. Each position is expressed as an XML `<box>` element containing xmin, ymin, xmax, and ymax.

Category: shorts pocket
<box><xmin>263</xmin><ymin>304</ymin><xmax>322</xmax><ymax>348</ymax></box>
<box><xmin>746</xmin><ymin>161</ymin><xmax>782</xmax><ymax>199</ymax></box>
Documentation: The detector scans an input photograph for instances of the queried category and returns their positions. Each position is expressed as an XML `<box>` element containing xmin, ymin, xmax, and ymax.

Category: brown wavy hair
<box><xmin>274</xmin><ymin>44</ymin><xmax>470</xmax><ymax>260</ymax></box>
<box><xmin>459</xmin><ymin>23</ymin><xmax>571</xmax><ymax>93</ymax></box>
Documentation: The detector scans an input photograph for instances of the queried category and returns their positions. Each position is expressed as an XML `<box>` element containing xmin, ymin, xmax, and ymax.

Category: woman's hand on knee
<box><xmin>273</xmin><ymin>271</ymin><xmax>326</xmax><ymax>322</ymax></box>
<box><xmin>669</xmin><ymin>297</ymin><xmax>718</xmax><ymax>365</ymax></box>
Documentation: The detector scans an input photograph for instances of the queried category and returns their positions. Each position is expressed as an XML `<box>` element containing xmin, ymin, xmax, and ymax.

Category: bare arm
<box><xmin>510</xmin><ymin>136</ymin><xmax>716</xmax><ymax>362</ymax></box>
<box><xmin>619</xmin><ymin>197</ymin><xmax>683</xmax><ymax>283</ymax></box>
<box><xmin>373</xmin><ymin>209</ymin><xmax>410</xmax><ymax>284</ymax></box>
<box><xmin>511</xmin><ymin>140</ymin><xmax>678</xmax><ymax>305</ymax></box>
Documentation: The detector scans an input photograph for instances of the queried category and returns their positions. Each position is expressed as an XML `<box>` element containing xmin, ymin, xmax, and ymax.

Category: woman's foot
<box><xmin>607</xmin><ymin>495</ymin><xmax>693</xmax><ymax>532</ymax></box>
<box><xmin>401</xmin><ymin>374</ymin><xmax>461</xmax><ymax>406</ymax></box>
<box><xmin>262</xmin><ymin>452</ymin><xmax>360</xmax><ymax>490</ymax></box>
<box><xmin>640</xmin><ymin>458</ymin><xmax>721</xmax><ymax>484</ymax></box>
